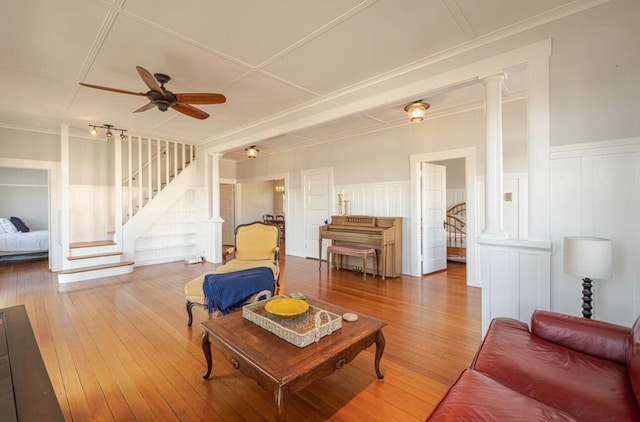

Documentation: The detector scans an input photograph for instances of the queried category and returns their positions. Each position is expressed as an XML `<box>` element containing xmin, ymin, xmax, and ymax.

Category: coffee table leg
<box><xmin>275</xmin><ymin>386</ymin><xmax>289</xmax><ymax>422</ymax></box>
<box><xmin>202</xmin><ymin>331</ymin><xmax>212</xmax><ymax>380</ymax></box>
<box><xmin>374</xmin><ymin>329</ymin><xmax>385</xmax><ymax>380</ymax></box>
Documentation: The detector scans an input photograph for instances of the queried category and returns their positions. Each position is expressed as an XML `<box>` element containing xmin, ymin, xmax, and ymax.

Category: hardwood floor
<box><xmin>0</xmin><ymin>255</ymin><xmax>480</xmax><ymax>421</ymax></box>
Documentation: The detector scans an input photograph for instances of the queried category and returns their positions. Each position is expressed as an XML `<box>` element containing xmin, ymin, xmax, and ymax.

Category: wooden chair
<box><xmin>262</xmin><ymin>214</ymin><xmax>275</xmax><ymax>224</ymax></box>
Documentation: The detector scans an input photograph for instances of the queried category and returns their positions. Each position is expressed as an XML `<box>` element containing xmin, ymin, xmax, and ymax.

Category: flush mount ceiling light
<box><xmin>404</xmin><ymin>100</ymin><xmax>430</xmax><ymax>122</ymax></box>
<box><xmin>245</xmin><ymin>145</ymin><xmax>259</xmax><ymax>159</ymax></box>
<box><xmin>89</xmin><ymin>124</ymin><xmax>127</xmax><ymax>141</ymax></box>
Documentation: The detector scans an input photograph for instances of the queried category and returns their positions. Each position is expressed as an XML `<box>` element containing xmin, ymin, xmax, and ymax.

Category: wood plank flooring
<box><xmin>0</xmin><ymin>255</ymin><xmax>480</xmax><ymax>421</ymax></box>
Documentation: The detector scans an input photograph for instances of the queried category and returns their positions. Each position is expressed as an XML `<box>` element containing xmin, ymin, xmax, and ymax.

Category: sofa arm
<box><xmin>531</xmin><ymin>310</ymin><xmax>630</xmax><ymax>365</ymax></box>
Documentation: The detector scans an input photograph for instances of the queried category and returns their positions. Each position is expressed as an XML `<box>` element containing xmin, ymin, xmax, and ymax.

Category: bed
<box><xmin>0</xmin><ymin>217</ymin><xmax>49</xmax><ymax>263</ymax></box>
<box><xmin>446</xmin><ymin>203</ymin><xmax>466</xmax><ymax>262</ymax></box>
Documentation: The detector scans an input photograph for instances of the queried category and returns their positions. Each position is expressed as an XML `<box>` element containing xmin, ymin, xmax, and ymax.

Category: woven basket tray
<box><xmin>242</xmin><ymin>296</ymin><xmax>342</xmax><ymax>348</ymax></box>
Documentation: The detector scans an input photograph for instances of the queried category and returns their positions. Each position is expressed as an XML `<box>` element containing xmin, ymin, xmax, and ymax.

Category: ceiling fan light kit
<box><xmin>404</xmin><ymin>100</ymin><xmax>430</xmax><ymax>122</ymax></box>
<box><xmin>79</xmin><ymin>66</ymin><xmax>226</xmax><ymax>120</ymax></box>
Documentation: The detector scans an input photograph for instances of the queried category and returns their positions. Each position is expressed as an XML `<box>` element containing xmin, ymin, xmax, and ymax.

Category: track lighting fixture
<box><xmin>89</xmin><ymin>124</ymin><xmax>127</xmax><ymax>141</ymax></box>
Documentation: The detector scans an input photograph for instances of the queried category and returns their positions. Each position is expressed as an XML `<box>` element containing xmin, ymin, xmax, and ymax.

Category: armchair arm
<box><xmin>273</xmin><ymin>246</ymin><xmax>280</xmax><ymax>263</ymax></box>
<box><xmin>531</xmin><ymin>310</ymin><xmax>630</xmax><ymax>365</ymax></box>
<box><xmin>222</xmin><ymin>247</ymin><xmax>235</xmax><ymax>264</ymax></box>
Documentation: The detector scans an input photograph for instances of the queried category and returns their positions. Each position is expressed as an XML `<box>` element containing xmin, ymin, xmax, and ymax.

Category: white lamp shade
<box><xmin>563</xmin><ymin>236</ymin><xmax>613</xmax><ymax>279</ymax></box>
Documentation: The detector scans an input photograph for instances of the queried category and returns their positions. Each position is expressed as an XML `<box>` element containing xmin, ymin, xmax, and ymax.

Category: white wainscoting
<box><xmin>550</xmin><ymin>137</ymin><xmax>640</xmax><ymax>327</ymax></box>
<box><xmin>334</xmin><ymin>181</ymin><xmax>411</xmax><ymax>274</ymax></box>
<box><xmin>446</xmin><ymin>189</ymin><xmax>466</xmax><ymax>209</ymax></box>
<box><xmin>478</xmin><ymin>238</ymin><xmax>551</xmax><ymax>334</ymax></box>
<box><xmin>69</xmin><ymin>185</ymin><xmax>115</xmax><ymax>242</ymax></box>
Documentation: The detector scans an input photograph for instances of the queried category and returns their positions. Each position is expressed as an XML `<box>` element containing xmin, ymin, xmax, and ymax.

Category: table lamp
<box><xmin>563</xmin><ymin>236</ymin><xmax>612</xmax><ymax>319</ymax></box>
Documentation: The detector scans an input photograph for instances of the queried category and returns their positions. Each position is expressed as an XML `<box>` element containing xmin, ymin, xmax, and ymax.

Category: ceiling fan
<box><xmin>79</xmin><ymin>66</ymin><xmax>226</xmax><ymax>120</ymax></box>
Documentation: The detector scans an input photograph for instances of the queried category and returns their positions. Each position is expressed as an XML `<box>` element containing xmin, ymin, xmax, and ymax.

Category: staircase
<box><xmin>57</xmin><ymin>136</ymin><xmax>196</xmax><ymax>283</ymax></box>
<box><xmin>58</xmin><ymin>241</ymin><xmax>134</xmax><ymax>284</ymax></box>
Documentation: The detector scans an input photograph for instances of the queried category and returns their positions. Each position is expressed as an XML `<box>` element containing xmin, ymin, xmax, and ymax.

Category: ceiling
<box><xmin>1</xmin><ymin>0</ymin><xmax>605</xmax><ymax>161</ymax></box>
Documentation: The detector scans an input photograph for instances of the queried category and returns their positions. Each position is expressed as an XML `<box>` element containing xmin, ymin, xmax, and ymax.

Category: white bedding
<box><xmin>0</xmin><ymin>230</ymin><xmax>49</xmax><ymax>253</ymax></box>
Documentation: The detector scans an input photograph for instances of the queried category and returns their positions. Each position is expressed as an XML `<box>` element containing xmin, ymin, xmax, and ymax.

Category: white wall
<box><xmin>0</xmin><ymin>168</ymin><xmax>48</xmax><ymax>230</ymax></box>
<box><xmin>550</xmin><ymin>138</ymin><xmax>640</xmax><ymax>327</ymax></box>
<box><xmin>238</xmin><ymin>180</ymin><xmax>277</xmax><ymax>224</ymax></box>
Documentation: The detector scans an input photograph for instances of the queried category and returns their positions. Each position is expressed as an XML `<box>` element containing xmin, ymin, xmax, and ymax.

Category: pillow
<box><xmin>10</xmin><ymin>216</ymin><xmax>30</xmax><ymax>232</ymax></box>
<box><xmin>0</xmin><ymin>218</ymin><xmax>18</xmax><ymax>234</ymax></box>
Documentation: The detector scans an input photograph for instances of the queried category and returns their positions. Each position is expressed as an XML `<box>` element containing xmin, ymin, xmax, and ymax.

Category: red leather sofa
<box><xmin>426</xmin><ymin>310</ymin><xmax>640</xmax><ymax>421</ymax></box>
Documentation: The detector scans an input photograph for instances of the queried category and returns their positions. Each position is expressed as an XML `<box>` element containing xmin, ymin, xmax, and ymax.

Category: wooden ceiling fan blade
<box><xmin>172</xmin><ymin>103</ymin><xmax>209</xmax><ymax>120</ymax></box>
<box><xmin>133</xmin><ymin>102</ymin><xmax>156</xmax><ymax>113</ymax></box>
<box><xmin>79</xmin><ymin>82</ymin><xmax>145</xmax><ymax>97</ymax></box>
<box><xmin>175</xmin><ymin>93</ymin><xmax>226</xmax><ymax>105</ymax></box>
<box><xmin>136</xmin><ymin>66</ymin><xmax>164</xmax><ymax>95</ymax></box>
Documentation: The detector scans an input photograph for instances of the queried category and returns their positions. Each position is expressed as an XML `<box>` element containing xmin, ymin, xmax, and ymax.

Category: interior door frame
<box><xmin>410</xmin><ymin>147</ymin><xmax>477</xmax><ymax>287</ymax></box>
<box><xmin>235</xmin><ymin>172</ymin><xmax>290</xmax><ymax>250</ymax></box>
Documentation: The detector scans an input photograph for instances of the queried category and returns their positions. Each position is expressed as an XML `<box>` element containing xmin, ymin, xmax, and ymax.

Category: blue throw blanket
<box><xmin>203</xmin><ymin>267</ymin><xmax>275</xmax><ymax>314</ymax></box>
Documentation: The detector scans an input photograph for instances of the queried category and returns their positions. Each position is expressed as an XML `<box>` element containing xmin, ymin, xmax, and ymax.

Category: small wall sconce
<box><xmin>275</xmin><ymin>185</ymin><xmax>284</xmax><ymax>195</ymax></box>
<box><xmin>404</xmin><ymin>100</ymin><xmax>430</xmax><ymax>122</ymax></box>
<box><xmin>245</xmin><ymin>146</ymin><xmax>259</xmax><ymax>158</ymax></box>
<box><xmin>89</xmin><ymin>124</ymin><xmax>127</xmax><ymax>141</ymax></box>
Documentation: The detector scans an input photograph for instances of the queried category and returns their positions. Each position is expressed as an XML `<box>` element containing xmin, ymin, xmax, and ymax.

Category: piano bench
<box><xmin>326</xmin><ymin>245</ymin><xmax>377</xmax><ymax>280</ymax></box>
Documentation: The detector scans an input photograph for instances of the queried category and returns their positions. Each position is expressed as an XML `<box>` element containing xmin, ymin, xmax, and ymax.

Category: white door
<box><xmin>302</xmin><ymin>168</ymin><xmax>332</xmax><ymax>259</ymax></box>
<box><xmin>421</xmin><ymin>162</ymin><xmax>447</xmax><ymax>274</ymax></box>
<box><xmin>220</xmin><ymin>184</ymin><xmax>235</xmax><ymax>246</ymax></box>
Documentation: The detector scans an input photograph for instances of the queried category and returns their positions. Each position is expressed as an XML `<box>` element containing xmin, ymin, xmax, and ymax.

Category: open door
<box><xmin>421</xmin><ymin>162</ymin><xmax>447</xmax><ymax>274</ymax></box>
<box><xmin>302</xmin><ymin>168</ymin><xmax>332</xmax><ymax>260</ymax></box>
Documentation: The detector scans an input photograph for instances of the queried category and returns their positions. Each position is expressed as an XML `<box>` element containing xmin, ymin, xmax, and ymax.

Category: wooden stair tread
<box><xmin>58</xmin><ymin>261</ymin><xmax>134</xmax><ymax>274</ymax></box>
<box><xmin>70</xmin><ymin>240</ymin><xmax>116</xmax><ymax>249</ymax></box>
<box><xmin>67</xmin><ymin>251</ymin><xmax>123</xmax><ymax>261</ymax></box>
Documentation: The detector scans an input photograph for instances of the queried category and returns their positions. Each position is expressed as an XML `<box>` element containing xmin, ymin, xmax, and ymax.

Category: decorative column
<box><xmin>204</xmin><ymin>151</ymin><xmax>225</xmax><ymax>263</ymax></box>
<box><xmin>480</xmin><ymin>73</ymin><xmax>508</xmax><ymax>239</ymax></box>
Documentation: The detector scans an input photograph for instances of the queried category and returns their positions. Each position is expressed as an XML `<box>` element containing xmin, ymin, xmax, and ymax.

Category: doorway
<box><xmin>410</xmin><ymin>148</ymin><xmax>477</xmax><ymax>287</ymax></box>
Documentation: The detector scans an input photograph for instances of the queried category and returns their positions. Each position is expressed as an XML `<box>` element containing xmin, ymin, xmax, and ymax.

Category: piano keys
<box><xmin>319</xmin><ymin>215</ymin><xmax>402</xmax><ymax>279</ymax></box>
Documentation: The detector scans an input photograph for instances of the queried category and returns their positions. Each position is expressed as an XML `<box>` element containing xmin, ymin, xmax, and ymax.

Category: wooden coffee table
<box><xmin>200</xmin><ymin>298</ymin><xmax>386</xmax><ymax>422</ymax></box>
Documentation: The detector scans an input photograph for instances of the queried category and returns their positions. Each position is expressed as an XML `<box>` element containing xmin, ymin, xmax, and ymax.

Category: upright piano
<box><xmin>319</xmin><ymin>215</ymin><xmax>402</xmax><ymax>279</ymax></box>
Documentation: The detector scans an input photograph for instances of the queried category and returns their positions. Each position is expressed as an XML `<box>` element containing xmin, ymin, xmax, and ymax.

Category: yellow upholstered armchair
<box><xmin>183</xmin><ymin>222</ymin><xmax>280</xmax><ymax>326</ymax></box>
<box><xmin>219</xmin><ymin>221</ymin><xmax>281</xmax><ymax>282</ymax></box>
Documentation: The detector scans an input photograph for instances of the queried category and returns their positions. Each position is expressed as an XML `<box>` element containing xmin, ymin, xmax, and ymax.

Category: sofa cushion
<box><xmin>531</xmin><ymin>310</ymin><xmax>629</xmax><ymax>365</ymax></box>
<box><xmin>472</xmin><ymin>318</ymin><xmax>640</xmax><ymax>421</ymax></box>
<box><xmin>626</xmin><ymin>315</ymin><xmax>640</xmax><ymax>405</ymax></box>
<box><xmin>426</xmin><ymin>369</ymin><xmax>578</xmax><ymax>421</ymax></box>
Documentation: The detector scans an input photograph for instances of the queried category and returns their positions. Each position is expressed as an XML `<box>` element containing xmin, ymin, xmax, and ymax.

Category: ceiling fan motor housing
<box><xmin>148</xmin><ymin>90</ymin><xmax>177</xmax><ymax>111</ymax></box>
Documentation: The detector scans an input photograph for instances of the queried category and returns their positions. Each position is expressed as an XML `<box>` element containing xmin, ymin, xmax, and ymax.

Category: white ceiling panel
<box><xmin>456</xmin><ymin>0</ymin><xmax>575</xmax><ymax>37</ymax></box>
<box><xmin>83</xmin><ymin>14</ymin><xmax>248</xmax><ymax>93</ymax></box>
<box><xmin>123</xmin><ymin>0</ymin><xmax>365</xmax><ymax>66</ymax></box>
<box><xmin>1</xmin><ymin>0</ymin><xmax>607</xmax><ymax>157</ymax></box>
<box><xmin>0</xmin><ymin>0</ymin><xmax>108</xmax><ymax>81</ymax></box>
<box><xmin>263</xmin><ymin>0</ymin><xmax>468</xmax><ymax>94</ymax></box>
<box><xmin>152</xmin><ymin>113</ymin><xmax>238</xmax><ymax>142</ymax></box>
<box><xmin>207</xmin><ymin>72</ymin><xmax>317</xmax><ymax>131</ymax></box>
<box><xmin>292</xmin><ymin>114</ymin><xmax>385</xmax><ymax>141</ymax></box>
<box><xmin>1</xmin><ymin>68</ymin><xmax>74</xmax><ymax>117</ymax></box>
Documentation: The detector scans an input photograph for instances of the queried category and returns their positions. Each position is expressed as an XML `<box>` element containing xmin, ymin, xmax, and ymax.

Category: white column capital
<box><xmin>479</xmin><ymin>72</ymin><xmax>506</xmax><ymax>84</ymax></box>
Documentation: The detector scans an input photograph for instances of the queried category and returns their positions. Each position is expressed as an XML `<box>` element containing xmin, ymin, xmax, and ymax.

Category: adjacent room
<box><xmin>1</xmin><ymin>0</ymin><xmax>640</xmax><ymax>420</ymax></box>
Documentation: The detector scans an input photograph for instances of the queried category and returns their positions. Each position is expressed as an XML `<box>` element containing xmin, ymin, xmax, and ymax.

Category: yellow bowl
<box><xmin>264</xmin><ymin>298</ymin><xmax>309</xmax><ymax>318</ymax></box>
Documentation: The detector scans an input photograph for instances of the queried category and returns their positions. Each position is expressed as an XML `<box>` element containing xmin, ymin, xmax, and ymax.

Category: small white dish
<box><xmin>342</xmin><ymin>312</ymin><xmax>358</xmax><ymax>322</ymax></box>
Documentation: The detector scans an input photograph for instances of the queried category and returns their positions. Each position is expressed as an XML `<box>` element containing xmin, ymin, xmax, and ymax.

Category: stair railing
<box><xmin>121</xmin><ymin>135</ymin><xmax>195</xmax><ymax>223</ymax></box>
